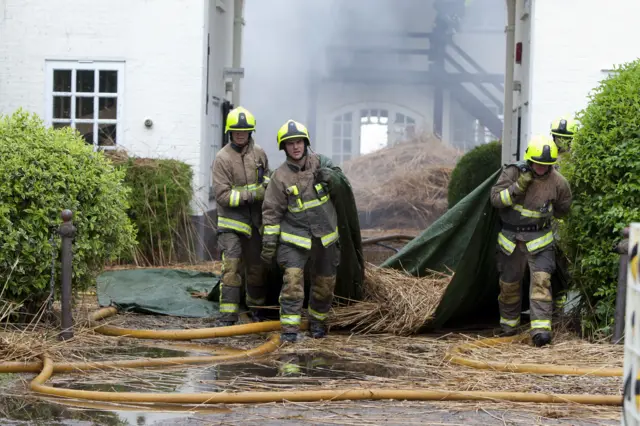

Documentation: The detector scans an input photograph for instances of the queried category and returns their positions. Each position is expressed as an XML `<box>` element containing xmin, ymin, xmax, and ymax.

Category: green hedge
<box><xmin>107</xmin><ymin>153</ymin><xmax>194</xmax><ymax>265</ymax></box>
<box><xmin>560</xmin><ymin>59</ymin><xmax>640</xmax><ymax>338</ymax></box>
<box><xmin>448</xmin><ymin>141</ymin><xmax>502</xmax><ymax>208</ymax></box>
<box><xmin>0</xmin><ymin>110</ymin><xmax>136</xmax><ymax>309</ymax></box>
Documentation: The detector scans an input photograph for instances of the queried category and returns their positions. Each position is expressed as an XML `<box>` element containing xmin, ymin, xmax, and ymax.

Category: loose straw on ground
<box><xmin>332</xmin><ymin>265</ymin><xmax>451</xmax><ymax>335</ymax></box>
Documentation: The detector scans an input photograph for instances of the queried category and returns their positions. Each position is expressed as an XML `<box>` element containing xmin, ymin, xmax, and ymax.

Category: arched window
<box><xmin>328</xmin><ymin>103</ymin><xmax>422</xmax><ymax>164</ymax></box>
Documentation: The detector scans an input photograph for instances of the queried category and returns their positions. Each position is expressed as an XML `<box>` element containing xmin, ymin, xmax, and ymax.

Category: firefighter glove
<box><xmin>516</xmin><ymin>171</ymin><xmax>533</xmax><ymax>192</ymax></box>
<box><xmin>260</xmin><ymin>242</ymin><xmax>277</xmax><ymax>264</ymax></box>
<box><xmin>252</xmin><ymin>185</ymin><xmax>266</xmax><ymax>201</ymax></box>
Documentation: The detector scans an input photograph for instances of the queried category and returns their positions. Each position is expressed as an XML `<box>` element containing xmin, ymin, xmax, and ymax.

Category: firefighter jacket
<box><xmin>261</xmin><ymin>153</ymin><xmax>339</xmax><ymax>250</ymax></box>
<box><xmin>490</xmin><ymin>162</ymin><xmax>572</xmax><ymax>255</ymax></box>
<box><xmin>212</xmin><ymin>139</ymin><xmax>270</xmax><ymax>237</ymax></box>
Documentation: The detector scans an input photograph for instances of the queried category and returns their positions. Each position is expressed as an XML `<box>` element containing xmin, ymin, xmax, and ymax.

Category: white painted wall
<box><xmin>0</xmin><ymin>0</ymin><xmax>232</xmax><ymax>213</ymax></box>
<box><xmin>514</xmin><ymin>0</ymin><xmax>640</xmax><ymax>159</ymax></box>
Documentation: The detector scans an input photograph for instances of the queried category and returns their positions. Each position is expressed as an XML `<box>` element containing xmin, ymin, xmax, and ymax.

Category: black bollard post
<box><xmin>58</xmin><ymin>209</ymin><xmax>76</xmax><ymax>340</ymax></box>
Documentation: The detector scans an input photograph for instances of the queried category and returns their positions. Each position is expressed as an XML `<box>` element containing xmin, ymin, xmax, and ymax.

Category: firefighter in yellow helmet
<box><xmin>490</xmin><ymin>135</ymin><xmax>573</xmax><ymax>347</ymax></box>
<box><xmin>211</xmin><ymin>106</ymin><xmax>271</xmax><ymax>326</ymax></box>
<box><xmin>261</xmin><ymin>120</ymin><xmax>340</xmax><ymax>343</ymax></box>
<box><xmin>550</xmin><ymin>115</ymin><xmax>579</xmax><ymax>155</ymax></box>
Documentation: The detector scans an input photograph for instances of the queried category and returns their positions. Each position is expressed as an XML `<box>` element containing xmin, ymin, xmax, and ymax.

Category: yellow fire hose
<box><xmin>0</xmin><ymin>307</ymin><xmax>625</xmax><ymax>407</ymax></box>
<box><xmin>445</xmin><ymin>334</ymin><xmax>624</xmax><ymax>377</ymax></box>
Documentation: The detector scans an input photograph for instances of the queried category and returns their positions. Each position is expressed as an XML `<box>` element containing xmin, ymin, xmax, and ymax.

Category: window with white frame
<box><xmin>391</xmin><ymin>112</ymin><xmax>415</xmax><ymax>144</ymax></box>
<box><xmin>331</xmin><ymin>112</ymin><xmax>353</xmax><ymax>164</ymax></box>
<box><xmin>360</xmin><ymin>109</ymin><xmax>390</xmax><ymax>154</ymax></box>
<box><xmin>45</xmin><ymin>61</ymin><xmax>124</xmax><ymax>150</ymax></box>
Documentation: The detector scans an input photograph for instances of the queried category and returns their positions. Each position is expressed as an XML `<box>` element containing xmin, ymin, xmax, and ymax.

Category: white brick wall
<box><xmin>514</xmin><ymin>0</ymin><xmax>640</xmax><ymax>159</ymax></box>
<box><xmin>0</xmin><ymin>0</ymin><xmax>228</xmax><ymax>213</ymax></box>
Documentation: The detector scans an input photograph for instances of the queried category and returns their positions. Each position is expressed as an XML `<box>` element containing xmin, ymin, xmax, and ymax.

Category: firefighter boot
<box><xmin>249</xmin><ymin>307</ymin><xmax>269</xmax><ymax>323</ymax></box>
<box><xmin>532</xmin><ymin>331</ymin><xmax>552</xmax><ymax>347</ymax></box>
<box><xmin>310</xmin><ymin>321</ymin><xmax>327</xmax><ymax>339</ymax></box>
<box><xmin>280</xmin><ymin>332</ymin><xmax>299</xmax><ymax>344</ymax></box>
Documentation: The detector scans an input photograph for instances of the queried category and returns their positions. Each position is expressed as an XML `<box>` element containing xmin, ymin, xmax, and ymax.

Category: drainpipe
<box><xmin>231</xmin><ymin>0</ymin><xmax>245</xmax><ymax>106</ymax></box>
<box><xmin>501</xmin><ymin>0</ymin><xmax>516</xmax><ymax>164</ymax></box>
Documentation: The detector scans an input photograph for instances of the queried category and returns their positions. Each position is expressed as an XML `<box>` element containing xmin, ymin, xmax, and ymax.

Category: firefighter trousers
<box><xmin>497</xmin><ymin>241</ymin><xmax>555</xmax><ymax>337</ymax></box>
<box><xmin>217</xmin><ymin>229</ymin><xmax>265</xmax><ymax>322</ymax></box>
<box><xmin>276</xmin><ymin>239</ymin><xmax>340</xmax><ymax>334</ymax></box>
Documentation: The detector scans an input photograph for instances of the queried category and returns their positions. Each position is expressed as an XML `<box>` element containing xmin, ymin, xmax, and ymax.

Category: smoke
<box><xmin>241</xmin><ymin>0</ymin><xmax>506</xmax><ymax>164</ymax></box>
<box><xmin>242</xmin><ymin>0</ymin><xmax>333</xmax><ymax>164</ymax></box>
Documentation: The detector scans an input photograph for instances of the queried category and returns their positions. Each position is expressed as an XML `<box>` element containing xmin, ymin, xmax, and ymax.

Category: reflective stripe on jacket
<box><xmin>262</xmin><ymin>153</ymin><xmax>339</xmax><ymax>250</ymax></box>
<box><xmin>212</xmin><ymin>139</ymin><xmax>270</xmax><ymax>236</ymax></box>
<box><xmin>490</xmin><ymin>163</ymin><xmax>572</xmax><ymax>255</ymax></box>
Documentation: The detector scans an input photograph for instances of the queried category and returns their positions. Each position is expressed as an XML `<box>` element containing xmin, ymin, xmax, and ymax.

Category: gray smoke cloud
<box><xmin>241</xmin><ymin>0</ymin><xmax>333</xmax><ymax>164</ymax></box>
<box><xmin>241</xmin><ymin>0</ymin><xmax>506</xmax><ymax>164</ymax></box>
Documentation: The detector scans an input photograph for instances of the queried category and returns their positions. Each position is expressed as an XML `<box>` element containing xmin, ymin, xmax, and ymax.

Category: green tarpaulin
<box><xmin>97</xmin><ymin>269</ymin><xmax>221</xmax><ymax>317</ymax></box>
<box><xmin>382</xmin><ymin>170</ymin><xmax>503</xmax><ymax>328</ymax></box>
<box><xmin>97</xmin><ymin>156</ymin><xmax>365</xmax><ymax>318</ymax></box>
<box><xmin>382</xmin><ymin>168</ymin><xmax>569</xmax><ymax>329</ymax></box>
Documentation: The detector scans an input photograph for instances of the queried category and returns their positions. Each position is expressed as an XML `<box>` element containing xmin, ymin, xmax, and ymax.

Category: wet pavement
<box><xmin>0</xmin><ymin>395</ymin><xmax>621</xmax><ymax>425</ymax></box>
<box><xmin>0</xmin><ymin>342</ymin><xmax>623</xmax><ymax>425</ymax></box>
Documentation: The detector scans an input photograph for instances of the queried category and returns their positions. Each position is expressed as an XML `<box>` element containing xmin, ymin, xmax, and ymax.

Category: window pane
<box><xmin>360</xmin><ymin>109</ymin><xmax>368</xmax><ymax>118</ymax></box>
<box><xmin>407</xmin><ymin>117</ymin><xmax>416</xmax><ymax>124</ymax></box>
<box><xmin>343</xmin><ymin>138</ymin><xmax>352</xmax><ymax>152</ymax></box>
<box><xmin>99</xmin><ymin>70</ymin><xmax>118</xmax><ymax>93</ymax></box>
<box><xmin>76</xmin><ymin>70</ymin><xmax>95</xmax><ymax>93</ymax></box>
<box><xmin>76</xmin><ymin>97</ymin><xmax>94</xmax><ymax>119</ymax></box>
<box><xmin>332</xmin><ymin>137</ymin><xmax>341</xmax><ymax>152</ymax></box>
<box><xmin>380</xmin><ymin>110</ymin><xmax>389</xmax><ymax>118</ymax></box>
<box><xmin>99</xmin><ymin>97</ymin><xmax>117</xmax><ymax>119</ymax></box>
<box><xmin>53</xmin><ymin>96</ymin><xmax>71</xmax><ymax>119</ymax></box>
<box><xmin>53</xmin><ymin>70</ymin><xmax>71</xmax><ymax>92</ymax></box>
<box><xmin>76</xmin><ymin>123</ymin><xmax>94</xmax><ymax>145</ymax></box>
<box><xmin>332</xmin><ymin>123</ymin><xmax>341</xmax><ymax>138</ymax></box>
<box><xmin>395</xmin><ymin>113</ymin><xmax>405</xmax><ymax>124</ymax></box>
<box><xmin>343</xmin><ymin>122</ymin><xmax>352</xmax><ymax>137</ymax></box>
<box><xmin>343</xmin><ymin>112</ymin><xmax>352</xmax><ymax>121</ymax></box>
<box><xmin>370</xmin><ymin>109</ymin><xmax>379</xmax><ymax>118</ymax></box>
<box><xmin>53</xmin><ymin>122</ymin><xmax>70</xmax><ymax>129</ymax></box>
<box><xmin>98</xmin><ymin>124</ymin><xmax>117</xmax><ymax>146</ymax></box>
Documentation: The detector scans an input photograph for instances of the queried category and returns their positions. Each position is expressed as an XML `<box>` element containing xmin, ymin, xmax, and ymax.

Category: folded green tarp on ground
<box><xmin>96</xmin><ymin>155</ymin><xmax>365</xmax><ymax>318</ymax></box>
<box><xmin>97</xmin><ymin>269</ymin><xmax>221</xmax><ymax>317</ymax></box>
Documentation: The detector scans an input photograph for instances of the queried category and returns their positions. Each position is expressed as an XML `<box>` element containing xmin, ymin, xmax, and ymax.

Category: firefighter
<box><xmin>260</xmin><ymin>120</ymin><xmax>340</xmax><ymax>344</ymax></box>
<box><xmin>549</xmin><ymin>115</ymin><xmax>578</xmax><ymax>316</ymax></box>
<box><xmin>550</xmin><ymin>115</ymin><xmax>579</xmax><ymax>158</ymax></box>
<box><xmin>212</xmin><ymin>106</ymin><xmax>270</xmax><ymax>326</ymax></box>
<box><xmin>490</xmin><ymin>135</ymin><xmax>572</xmax><ymax>347</ymax></box>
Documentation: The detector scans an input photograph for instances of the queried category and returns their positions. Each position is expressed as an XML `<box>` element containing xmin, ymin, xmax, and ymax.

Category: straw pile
<box><xmin>331</xmin><ymin>265</ymin><xmax>452</xmax><ymax>335</ymax></box>
<box><xmin>342</xmin><ymin>134</ymin><xmax>461</xmax><ymax>230</ymax></box>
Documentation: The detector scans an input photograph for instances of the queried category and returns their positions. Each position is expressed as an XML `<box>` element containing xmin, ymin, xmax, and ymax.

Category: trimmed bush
<box><xmin>447</xmin><ymin>141</ymin><xmax>502</xmax><ymax>208</ymax></box>
<box><xmin>117</xmin><ymin>156</ymin><xmax>194</xmax><ymax>265</ymax></box>
<box><xmin>560</xmin><ymin>59</ymin><xmax>640</xmax><ymax>338</ymax></box>
<box><xmin>0</xmin><ymin>110</ymin><xmax>136</xmax><ymax>309</ymax></box>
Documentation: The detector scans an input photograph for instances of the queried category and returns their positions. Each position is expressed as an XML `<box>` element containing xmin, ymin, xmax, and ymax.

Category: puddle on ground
<box><xmin>0</xmin><ymin>351</ymin><xmax>401</xmax><ymax>425</ymax></box>
<box><xmin>0</xmin><ymin>396</ymin><xmax>230</xmax><ymax>425</ymax></box>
